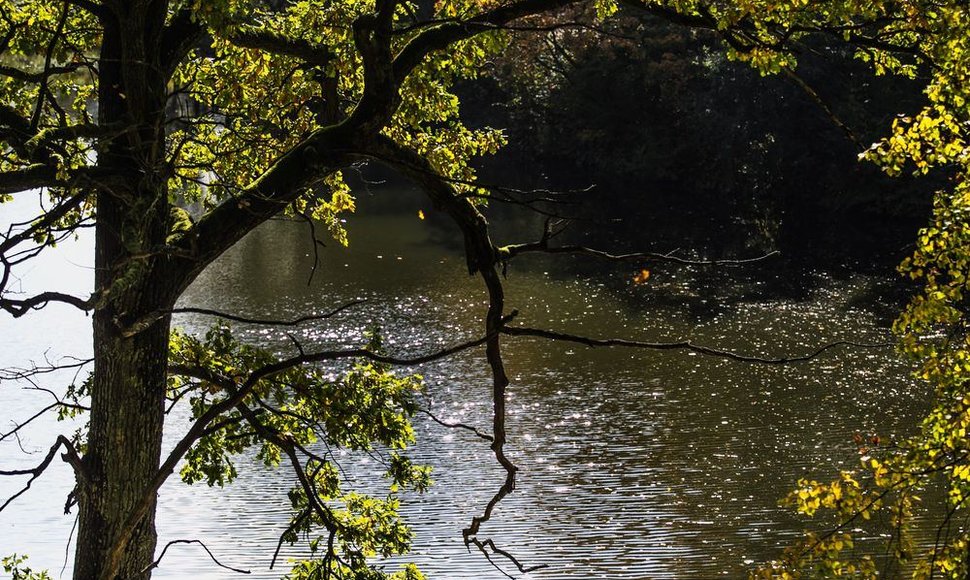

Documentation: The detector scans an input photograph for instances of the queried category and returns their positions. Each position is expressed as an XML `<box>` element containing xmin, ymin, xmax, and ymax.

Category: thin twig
<box><xmin>503</xmin><ymin>242</ymin><xmax>781</xmax><ymax>267</ymax></box>
<box><xmin>168</xmin><ymin>299</ymin><xmax>366</xmax><ymax>326</ymax></box>
<box><xmin>142</xmin><ymin>539</ymin><xmax>250</xmax><ymax>575</ymax></box>
<box><xmin>502</xmin><ymin>325</ymin><xmax>894</xmax><ymax>364</ymax></box>
<box><xmin>419</xmin><ymin>409</ymin><xmax>493</xmax><ymax>441</ymax></box>
<box><xmin>0</xmin><ymin>435</ymin><xmax>84</xmax><ymax>512</ymax></box>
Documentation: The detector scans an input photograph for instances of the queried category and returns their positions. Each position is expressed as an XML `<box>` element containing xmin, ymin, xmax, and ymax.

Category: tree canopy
<box><xmin>1</xmin><ymin>0</ymin><xmax>970</xmax><ymax>579</ymax></box>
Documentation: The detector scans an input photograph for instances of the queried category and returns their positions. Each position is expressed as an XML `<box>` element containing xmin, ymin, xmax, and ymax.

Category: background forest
<box><xmin>460</xmin><ymin>11</ymin><xmax>933</xmax><ymax>269</ymax></box>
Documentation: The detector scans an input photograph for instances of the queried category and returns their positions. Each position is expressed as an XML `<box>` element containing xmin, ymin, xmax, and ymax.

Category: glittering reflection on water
<box><xmin>155</xmin><ymin>211</ymin><xmax>922</xmax><ymax>579</ymax></box>
<box><xmin>0</xmin><ymin>194</ymin><xmax>925</xmax><ymax>579</ymax></box>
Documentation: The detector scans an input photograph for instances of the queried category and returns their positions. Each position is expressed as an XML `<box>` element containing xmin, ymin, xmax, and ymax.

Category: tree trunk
<box><xmin>73</xmin><ymin>308</ymin><xmax>170</xmax><ymax>580</ymax></box>
<box><xmin>73</xmin><ymin>6</ymin><xmax>173</xmax><ymax>578</ymax></box>
<box><xmin>73</xmin><ymin>164</ymin><xmax>173</xmax><ymax>580</ymax></box>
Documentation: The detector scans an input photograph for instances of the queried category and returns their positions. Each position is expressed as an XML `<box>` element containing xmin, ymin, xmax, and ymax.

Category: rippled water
<box><xmin>0</xmin><ymin>190</ymin><xmax>925</xmax><ymax>579</ymax></box>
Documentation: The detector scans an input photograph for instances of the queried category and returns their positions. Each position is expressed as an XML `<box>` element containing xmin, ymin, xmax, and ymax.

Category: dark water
<box><xmin>0</xmin><ymin>190</ymin><xmax>925</xmax><ymax>579</ymax></box>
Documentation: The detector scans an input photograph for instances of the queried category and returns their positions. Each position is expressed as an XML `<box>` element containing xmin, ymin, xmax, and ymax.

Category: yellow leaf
<box><xmin>632</xmin><ymin>269</ymin><xmax>650</xmax><ymax>285</ymax></box>
<box><xmin>417</xmin><ymin>209</ymin><xmax>425</xmax><ymax>220</ymax></box>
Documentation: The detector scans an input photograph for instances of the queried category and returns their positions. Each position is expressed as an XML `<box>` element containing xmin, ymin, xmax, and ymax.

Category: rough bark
<box><xmin>73</xmin><ymin>7</ymin><xmax>173</xmax><ymax>579</ymax></box>
<box><xmin>75</xmin><ymin>310</ymin><xmax>170</xmax><ymax>580</ymax></box>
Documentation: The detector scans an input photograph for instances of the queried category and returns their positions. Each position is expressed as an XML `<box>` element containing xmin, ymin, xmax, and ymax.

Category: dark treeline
<box><xmin>459</xmin><ymin>10</ymin><xmax>936</xmax><ymax>270</ymax></box>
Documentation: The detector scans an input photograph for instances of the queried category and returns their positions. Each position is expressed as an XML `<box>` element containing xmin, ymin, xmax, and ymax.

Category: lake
<box><xmin>0</xmin><ymin>187</ymin><xmax>925</xmax><ymax>578</ymax></box>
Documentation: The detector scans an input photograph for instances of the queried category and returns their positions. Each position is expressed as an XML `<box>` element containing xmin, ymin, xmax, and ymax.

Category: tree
<box><xmin>0</xmin><ymin>1</ymin><xmax>963</xmax><ymax>579</ymax></box>
<box><xmin>0</xmin><ymin>1</ymin><xmax>556</xmax><ymax>578</ymax></box>
<box><xmin>734</xmin><ymin>3</ymin><xmax>970</xmax><ymax>578</ymax></box>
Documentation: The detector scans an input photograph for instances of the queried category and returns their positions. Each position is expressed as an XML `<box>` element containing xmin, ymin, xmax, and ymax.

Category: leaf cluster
<box><xmin>168</xmin><ymin>324</ymin><xmax>431</xmax><ymax>576</ymax></box>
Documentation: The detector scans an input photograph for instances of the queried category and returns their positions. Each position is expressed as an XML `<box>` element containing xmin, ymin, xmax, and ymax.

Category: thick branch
<box><xmin>160</xmin><ymin>9</ymin><xmax>206</xmax><ymax>77</ymax></box>
<box><xmin>0</xmin><ymin>164</ymin><xmax>60</xmax><ymax>194</ymax></box>
<box><xmin>226</xmin><ymin>28</ymin><xmax>334</xmax><ymax>65</ymax></box>
<box><xmin>366</xmin><ymin>135</ymin><xmax>497</xmax><ymax>274</ymax></box>
<box><xmin>0</xmin><ymin>62</ymin><xmax>85</xmax><ymax>84</ymax></box>
<box><xmin>392</xmin><ymin>0</ymin><xmax>587</xmax><ymax>82</ymax></box>
<box><xmin>0</xmin><ymin>290</ymin><xmax>97</xmax><ymax>318</ymax></box>
<box><xmin>167</xmin><ymin>126</ymin><xmax>360</xmax><ymax>295</ymax></box>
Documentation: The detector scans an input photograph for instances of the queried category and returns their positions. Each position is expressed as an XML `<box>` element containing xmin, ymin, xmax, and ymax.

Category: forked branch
<box><xmin>0</xmin><ymin>290</ymin><xmax>97</xmax><ymax>318</ymax></box>
<box><xmin>0</xmin><ymin>434</ymin><xmax>85</xmax><ymax>513</ymax></box>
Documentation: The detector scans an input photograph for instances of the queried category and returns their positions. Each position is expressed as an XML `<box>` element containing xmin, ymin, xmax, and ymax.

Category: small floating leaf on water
<box><xmin>417</xmin><ymin>209</ymin><xmax>425</xmax><ymax>220</ymax></box>
<box><xmin>632</xmin><ymin>269</ymin><xmax>650</xmax><ymax>285</ymax></box>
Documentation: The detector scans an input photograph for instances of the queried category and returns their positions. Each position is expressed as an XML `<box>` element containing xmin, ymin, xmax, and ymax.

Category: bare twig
<box><xmin>142</xmin><ymin>539</ymin><xmax>250</xmax><ymax>575</ymax></box>
<box><xmin>296</xmin><ymin>210</ymin><xmax>327</xmax><ymax>286</ymax></box>
<box><xmin>0</xmin><ymin>356</ymin><xmax>92</xmax><ymax>382</ymax></box>
<box><xmin>122</xmin><ymin>299</ymin><xmax>368</xmax><ymax>337</ymax></box>
<box><xmin>781</xmin><ymin>66</ymin><xmax>861</xmax><ymax>149</ymax></box>
<box><xmin>167</xmin><ymin>299</ymin><xmax>367</xmax><ymax>327</ymax></box>
<box><xmin>0</xmin><ymin>434</ymin><xmax>85</xmax><ymax>512</ymax></box>
<box><xmin>1</xmin><ymin>401</ymin><xmax>66</xmax><ymax>442</ymax></box>
<box><xmin>419</xmin><ymin>408</ymin><xmax>493</xmax><ymax>441</ymax></box>
<box><xmin>502</xmin><ymin>241</ymin><xmax>781</xmax><ymax>267</ymax></box>
<box><xmin>470</xmin><ymin>537</ymin><xmax>549</xmax><ymax>575</ymax></box>
<box><xmin>502</xmin><ymin>325</ymin><xmax>894</xmax><ymax>364</ymax></box>
<box><xmin>270</xmin><ymin>508</ymin><xmax>312</xmax><ymax>569</ymax></box>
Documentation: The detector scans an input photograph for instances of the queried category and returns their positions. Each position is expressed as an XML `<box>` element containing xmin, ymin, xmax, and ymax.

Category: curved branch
<box><xmin>166</xmin><ymin>126</ymin><xmax>360</xmax><ymax>295</ymax></box>
<box><xmin>160</xmin><ymin>9</ymin><xmax>206</xmax><ymax>78</ymax></box>
<box><xmin>419</xmin><ymin>409</ymin><xmax>493</xmax><ymax>442</ymax></box>
<box><xmin>0</xmin><ymin>290</ymin><xmax>97</xmax><ymax>318</ymax></box>
<box><xmin>225</xmin><ymin>28</ymin><xmax>334</xmax><ymax>65</ymax></box>
<box><xmin>142</xmin><ymin>539</ymin><xmax>250</xmax><ymax>575</ymax></box>
<box><xmin>363</xmin><ymin>134</ymin><xmax>538</xmax><ymax>571</ymax></box>
<box><xmin>392</xmin><ymin>0</ymin><xmax>586</xmax><ymax>82</ymax></box>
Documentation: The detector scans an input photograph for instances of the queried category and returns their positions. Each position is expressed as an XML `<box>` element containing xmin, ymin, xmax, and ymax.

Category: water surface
<box><xmin>0</xmin><ymin>190</ymin><xmax>924</xmax><ymax>578</ymax></box>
